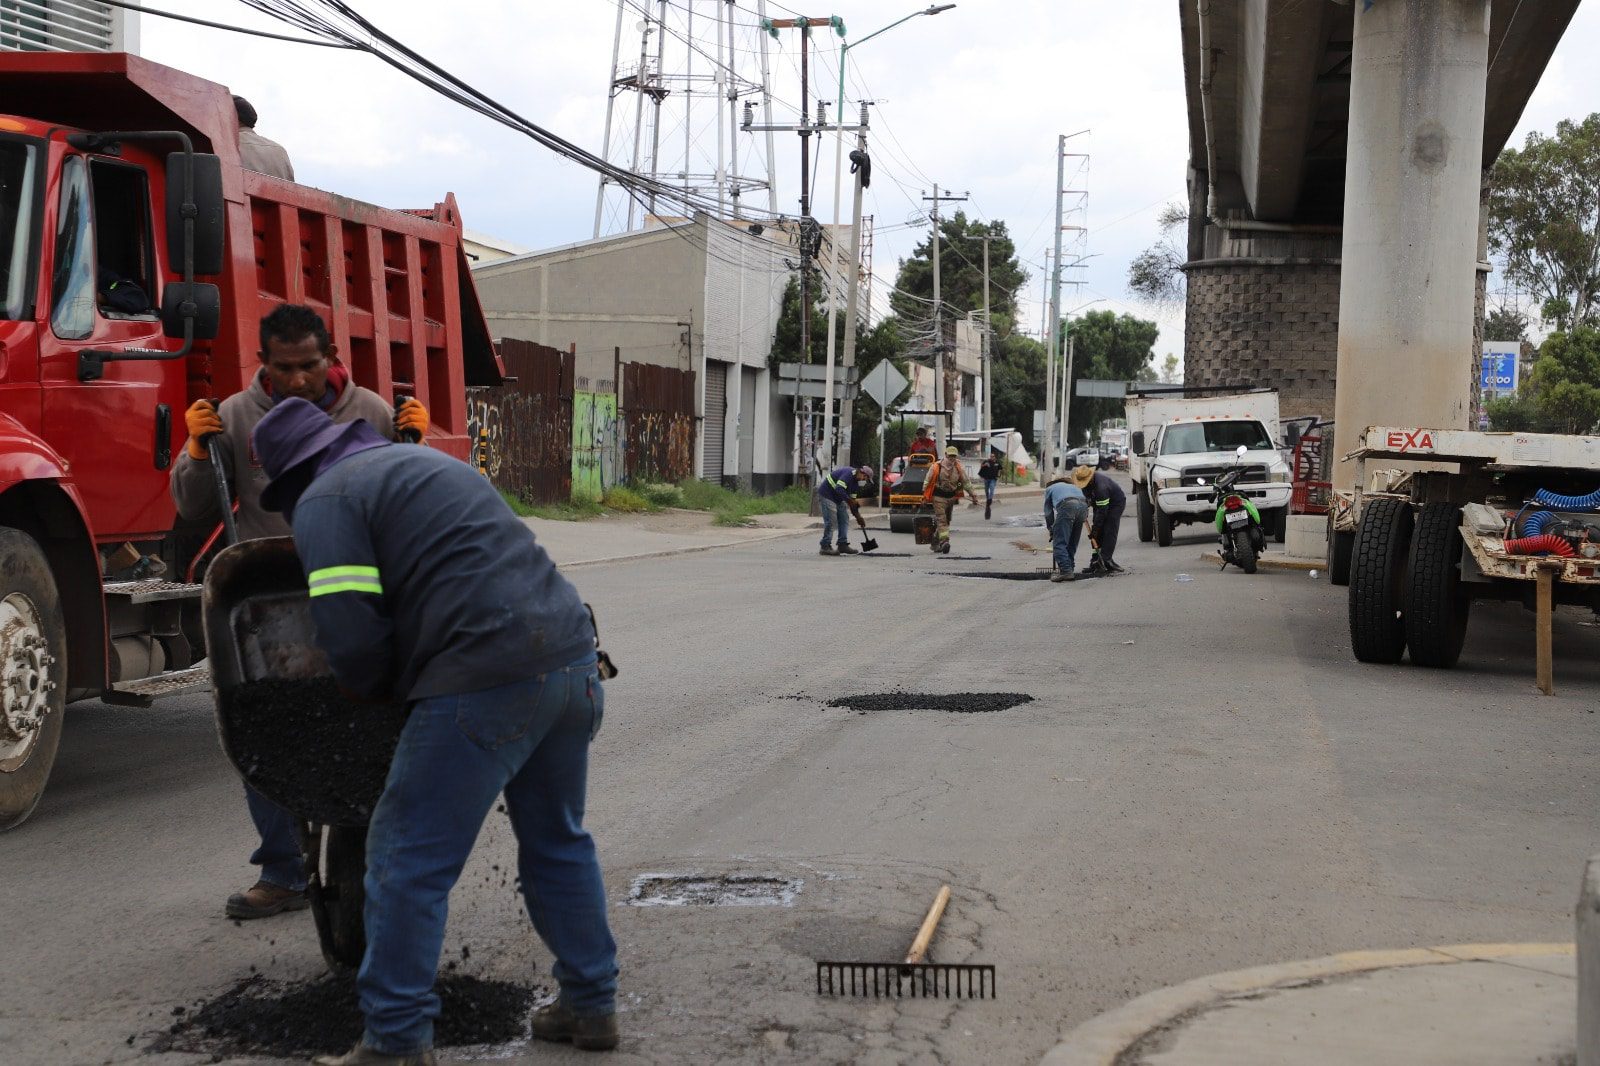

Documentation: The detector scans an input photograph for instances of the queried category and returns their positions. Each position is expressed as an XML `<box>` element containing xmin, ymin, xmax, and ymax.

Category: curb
<box><xmin>560</xmin><ymin>526</ymin><xmax>812</xmax><ymax>569</ymax></box>
<box><xmin>1040</xmin><ymin>942</ymin><xmax>1575</xmax><ymax>1066</ymax></box>
<box><xmin>1200</xmin><ymin>550</ymin><xmax>1323</xmax><ymax>572</ymax></box>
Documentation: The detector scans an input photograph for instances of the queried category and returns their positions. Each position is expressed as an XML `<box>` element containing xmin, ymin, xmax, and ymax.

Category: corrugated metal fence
<box><xmin>466</xmin><ymin>338</ymin><xmax>573</xmax><ymax>505</ymax></box>
<box><xmin>623</xmin><ymin>363</ymin><xmax>697</xmax><ymax>485</ymax></box>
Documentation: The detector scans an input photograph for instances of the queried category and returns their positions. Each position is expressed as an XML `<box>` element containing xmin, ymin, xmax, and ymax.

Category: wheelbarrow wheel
<box><xmin>309</xmin><ymin>825</ymin><xmax>368</xmax><ymax>973</ymax></box>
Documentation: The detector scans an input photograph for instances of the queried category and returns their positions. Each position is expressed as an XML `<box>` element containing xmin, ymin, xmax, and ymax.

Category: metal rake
<box><xmin>816</xmin><ymin>885</ymin><xmax>997</xmax><ymax>1000</ymax></box>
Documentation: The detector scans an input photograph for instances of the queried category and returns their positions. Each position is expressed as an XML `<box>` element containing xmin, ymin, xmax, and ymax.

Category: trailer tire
<box><xmin>313</xmin><ymin>825</ymin><xmax>368</xmax><ymax>973</ymax></box>
<box><xmin>1348</xmin><ymin>496</ymin><xmax>1413</xmax><ymax>664</ymax></box>
<box><xmin>1155</xmin><ymin>502</ymin><xmax>1174</xmax><ymax>547</ymax></box>
<box><xmin>1328</xmin><ymin>511</ymin><xmax>1353</xmax><ymax>587</ymax></box>
<box><xmin>0</xmin><ymin>529</ymin><xmax>67</xmax><ymax>832</ymax></box>
<box><xmin>889</xmin><ymin>512</ymin><xmax>915</xmax><ymax>534</ymax></box>
<box><xmin>1405</xmin><ymin>502</ymin><xmax>1470</xmax><ymax>668</ymax></box>
<box><xmin>1136</xmin><ymin>486</ymin><xmax>1154</xmax><ymax>543</ymax></box>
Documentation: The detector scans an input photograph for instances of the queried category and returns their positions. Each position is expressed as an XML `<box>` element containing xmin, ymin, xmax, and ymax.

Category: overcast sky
<box><xmin>141</xmin><ymin>1</ymin><xmax>1600</xmax><ymax>359</ymax></box>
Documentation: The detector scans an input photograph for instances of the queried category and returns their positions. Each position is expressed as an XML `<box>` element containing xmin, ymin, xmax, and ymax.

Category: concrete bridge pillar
<box><xmin>1333</xmin><ymin>0</ymin><xmax>1491</xmax><ymax>490</ymax></box>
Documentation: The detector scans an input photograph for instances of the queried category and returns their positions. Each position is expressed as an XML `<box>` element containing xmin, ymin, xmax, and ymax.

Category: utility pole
<box><xmin>837</xmin><ymin>100</ymin><xmax>873</xmax><ymax>465</ymax></box>
<box><xmin>923</xmin><ymin>184</ymin><xmax>968</xmax><ymax>451</ymax></box>
<box><xmin>1041</xmin><ymin>134</ymin><xmax>1065</xmax><ymax>486</ymax></box>
<box><xmin>981</xmin><ymin>234</ymin><xmax>992</xmax><ymax>433</ymax></box>
<box><xmin>1060</xmin><ymin>331</ymin><xmax>1075</xmax><ymax>454</ymax></box>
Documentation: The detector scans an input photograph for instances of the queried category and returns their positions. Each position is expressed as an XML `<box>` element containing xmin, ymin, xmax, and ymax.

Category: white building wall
<box><xmin>1</xmin><ymin>1</ymin><xmax>134</xmax><ymax>52</ymax></box>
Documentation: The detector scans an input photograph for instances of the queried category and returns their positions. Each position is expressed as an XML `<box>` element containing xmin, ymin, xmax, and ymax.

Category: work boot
<box><xmin>1107</xmin><ymin>561</ymin><xmax>1126</xmax><ymax>574</ymax></box>
<box><xmin>819</xmin><ymin>546</ymin><xmax>837</xmax><ymax>556</ymax></box>
<box><xmin>1050</xmin><ymin>572</ymin><xmax>1069</xmax><ymax>583</ymax></box>
<box><xmin>311</xmin><ymin>1041</ymin><xmax>436</xmax><ymax>1065</ymax></box>
<box><xmin>531</xmin><ymin>1002</ymin><xmax>621</xmax><ymax>1051</ymax></box>
<box><xmin>226</xmin><ymin>880</ymin><xmax>309</xmax><ymax>920</ymax></box>
<box><xmin>837</xmin><ymin>544</ymin><xmax>859</xmax><ymax>555</ymax></box>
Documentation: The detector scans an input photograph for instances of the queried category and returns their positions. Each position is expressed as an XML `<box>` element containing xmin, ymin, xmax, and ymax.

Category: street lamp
<box><xmin>817</xmin><ymin>4</ymin><xmax>955</xmax><ymax>469</ymax></box>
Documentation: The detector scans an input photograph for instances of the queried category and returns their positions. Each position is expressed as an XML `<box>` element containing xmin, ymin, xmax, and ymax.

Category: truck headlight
<box><xmin>1160</xmin><ymin>478</ymin><xmax>1183</xmax><ymax>489</ymax></box>
<box><xmin>1269</xmin><ymin>470</ymin><xmax>1290</xmax><ymax>483</ymax></box>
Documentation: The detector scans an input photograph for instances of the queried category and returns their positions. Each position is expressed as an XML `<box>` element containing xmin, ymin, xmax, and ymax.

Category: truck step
<box><xmin>102</xmin><ymin>664</ymin><xmax>211</xmax><ymax>707</ymax></box>
<box><xmin>103</xmin><ymin>579</ymin><xmax>203</xmax><ymax>604</ymax></box>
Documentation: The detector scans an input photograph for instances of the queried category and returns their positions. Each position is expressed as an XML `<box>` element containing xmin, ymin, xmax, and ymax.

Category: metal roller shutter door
<box><xmin>703</xmin><ymin>361</ymin><xmax>727</xmax><ymax>482</ymax></box>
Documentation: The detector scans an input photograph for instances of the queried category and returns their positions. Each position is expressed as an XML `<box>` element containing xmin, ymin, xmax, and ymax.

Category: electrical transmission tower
<box><xmin>594</xmin><ymin>0</ymin><xmax>780</xmax><ymax>236</ymax></box>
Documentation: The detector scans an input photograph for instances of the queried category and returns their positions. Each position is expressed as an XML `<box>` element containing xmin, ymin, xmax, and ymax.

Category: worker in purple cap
<box><xmin>251</xmin><ymin>398</ymin><xmax>620</xmax><ymax>1066</ymax></box>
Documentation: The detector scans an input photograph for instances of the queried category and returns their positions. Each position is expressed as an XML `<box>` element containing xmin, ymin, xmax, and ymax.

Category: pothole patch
<box><xmin>148</xmin><ymin>973</ymin><xmax>544</xmax><ymax>1060</ymax></box>
<box><xmin>624</xmin><ymin>873</ymin><xmax>803</xmax><ymax>907</ymax></box>
<box><xmin>828</xmin><ymin>691</ymin><xmax>1035</xmax><ymax>713</ymax></box>
<box><xmin>935</xmin><ymin>570</ymin><xmax>1053</xmax><ymax>580</ymax></box>
<box><xmin>1000</xmin><ymin>514</ymin><xmax>1046</xmax><ymax>527</ymax></box>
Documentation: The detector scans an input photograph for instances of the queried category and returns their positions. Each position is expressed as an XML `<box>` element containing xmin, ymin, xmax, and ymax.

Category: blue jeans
<box><xmin>246</xmin><ymin>785</ymin><xmax>306</xmax><ymax>891</ymax></box>
<box><xmin>1051</xmin><ymin>498</ymin><xmax>1088</xmax><ymax>573</ymax></box>
<box><xmin>359</xmin><ymin>653</ymin><xmax>617</xmax><ymax>1055</ymax></box>
<box><xmin>983</xmin><ymin>478</ymin><xmax>997</xmax><ymax>504</ymax></box>
<box><xmin>820</xmin><ymin>497</ymin><xmax>851</xmax><ymax>548</ymax></box>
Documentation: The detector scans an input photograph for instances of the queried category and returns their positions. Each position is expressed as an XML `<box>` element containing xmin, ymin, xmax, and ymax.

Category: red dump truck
<box><xmin>0</xmin><ymin>52</ymin><xmax>503</xmax><ymax>828</ymax></box>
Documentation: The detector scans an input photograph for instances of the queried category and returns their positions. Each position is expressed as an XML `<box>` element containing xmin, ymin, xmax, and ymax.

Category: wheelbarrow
<box><xmin>202</xmin><ymin>536</ymin><xmax>409</xmax><ymax>973</ymax></box>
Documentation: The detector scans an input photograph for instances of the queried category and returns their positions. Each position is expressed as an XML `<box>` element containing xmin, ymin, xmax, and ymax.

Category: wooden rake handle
<box><xmin>904</xmin><ymin>884</ymin><xmax>952</xmax><ymax>965</ymax></box>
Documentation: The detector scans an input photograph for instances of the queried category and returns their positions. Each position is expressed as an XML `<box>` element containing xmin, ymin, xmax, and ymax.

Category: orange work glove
<box><xmin>184</xmin><ymin>399</ymin><xmax>223</xmax><ymax>460</ymax></box>
<box><xmin>394</xmin><ymin>397</ymin><xmax>429</xmax><ymax>442</ymax></box>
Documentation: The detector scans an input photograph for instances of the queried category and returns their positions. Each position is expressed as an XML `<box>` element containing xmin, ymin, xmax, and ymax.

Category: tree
<box><xmin>1127</xmin><ymin>202</ymin><xmax>1188</xmax><ymax>306</ymax></box>
<box><xmin>1530</xmin><ymin>326</ymin><xmax>1600</xmax><ymax>433</ymax></box>
<box><xmin>990</xmin><ymin>332</ymin><xmax>1047</xmax><ymax>449</ymax></box>
<box><xmin>890</xmin><ymin>213</ymin><xmax>1027</xmax><ymax>325</ymax></box>
<box><xmin>1159</xmin><ymin>353</ymin><xmax>1181</xmax><ymax>384</ymax></box>
<box><xmin>1489</xmin><ymin>115</ymin><xmax>1600</xmax><ymax>332</ymax></box>
<box><xmin>1059</xmin><ymin>310</ymin><xmax>1160</xmax><ymax>444</ymax></box>
<box><xmin>1483</xmin><ymin>306</ymin><xmax>1530</xmax><ymax>343</ymax></box>
<box><xmin>1484</xmin><ymin>393</ymin><xmax>1540</xmax><ymax>432</ymax></box>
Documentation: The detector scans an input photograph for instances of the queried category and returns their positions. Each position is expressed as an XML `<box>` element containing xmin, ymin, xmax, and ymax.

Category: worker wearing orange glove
<box><xmin>171</xmin><ymin>302</ymin><xmax>427</xmax><ymax>924</ymax></box>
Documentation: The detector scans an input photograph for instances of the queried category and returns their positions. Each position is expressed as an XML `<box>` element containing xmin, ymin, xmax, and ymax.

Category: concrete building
<box><xmin>471</xmin><ymin>214</ymin><xmax>796</xmax><ymax>491</ymax></box>
<box><xmin>1</xmin><ymin>1</ymin><xmax>137</xmax><ymax>53</ymax></box>
<box><xmin>461</xmin><ymin>229</ymin><xmax>530</xmax><ymax>266</ymax></box>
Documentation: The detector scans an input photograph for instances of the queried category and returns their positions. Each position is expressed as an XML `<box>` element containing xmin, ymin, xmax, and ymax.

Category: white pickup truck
<box><xmin>1126</xmin><ymin>388</ymin><xmax>1293</xmax><ymax>547</ymax></box>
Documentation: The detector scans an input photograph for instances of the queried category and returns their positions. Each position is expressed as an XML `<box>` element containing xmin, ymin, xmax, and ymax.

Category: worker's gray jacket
<box><xmin>170</xmin><ymin>373</ymin><xmax>395</xmax><ymax>541</ymax></box>
<box><xmin>291</xmin><ymin>443</ymin><xmax>594</xmax><ymax>702</ymax></box>
<box><xmin>238</xmin><ymin>128</ymin><xmax>294</xmax><ymax>180</ymax></box>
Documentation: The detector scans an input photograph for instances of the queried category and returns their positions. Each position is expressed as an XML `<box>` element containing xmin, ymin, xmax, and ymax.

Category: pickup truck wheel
<box><xmin>1328</xmin><ymin>511</ymin><xmax>1353</xmax><ymax>587</ymax></box>
<box><xmin>0</xmin><ymin>529</ymin><xmax>67</xmax><ymax>832</ymax></box>
<box><xmin>1155</xmin><ymin>502</ymin><xmax>1174</xmax><ymax>547</ymax></box>
<box><xmin>1348</xmin><ymin>497</ymin><xmax>1413</xmax><ymax>664</ymax></box>
<box><xmin>1271</xmin><ymin>508</ymin><xmax>1288</xmax><ymax>544</ymax></box>
<box><xmin>1404</xmin><ymin>503</ymin><xmax>1470</xmax><ymax>668</ymax></box>
<box><xmin>1136</xmin><ymin>486</ymin><xmax>1154</xmax><ymax>543</ymax></box>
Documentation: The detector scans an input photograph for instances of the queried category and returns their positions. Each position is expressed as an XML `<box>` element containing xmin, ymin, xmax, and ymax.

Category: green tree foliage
<box><xmin>1484</xmin><ymin>393</ymin><xmax>1540</xmax><ymax>432</ymax></box>
<box><xmin>890</xmin><ymin>213</ymin><xmax>1026</xmax><ymax>324</ymax></box>
<box><xmin>990</xmin><ymin>332</ymin><xmax>1047</xmax><ymax>447</ymax></box>
<box><xmin>1060</xmin><ymin>310</ymin><xmax>1161</xmax><ymax>445</ymax></box>
<box><xmin>1530</xmin><ymin>326</ymin><xmax>1600</xmax><ymax>433</ymax></box>
<box><xmin>1483</xmin><ymin>306</ymin><xmax>1530</xmax><ymax>343</ymax></box>
<box><xmin>1489</xmin><ymin>115</ymin><xmax>1600</xmax><ymax>332</ymax></box>
<box><xmin>769</xmin><ymin>274</ymin><xmax>837</xmax><ymax>366</ymax></box>
<box><xmin>1126</xmin><ymin>202</ymin><xmax>1188</xmax><ymax>306</ymax></box>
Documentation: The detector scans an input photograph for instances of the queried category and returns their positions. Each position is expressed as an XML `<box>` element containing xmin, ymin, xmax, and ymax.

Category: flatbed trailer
<box><xmin>1339</xmin><ymin>427</ymin><xmax>1600</xmax><ymax>693</ymax></box>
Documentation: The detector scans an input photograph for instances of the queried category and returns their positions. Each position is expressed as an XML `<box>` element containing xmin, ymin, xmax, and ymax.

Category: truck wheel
<box><xmin>1348</xmin><ymin>497</ymin><xmax>1413</xmax><ymax>664</ymax></box>
<box><xmin>1155</xmin><ymin>503</ymin><xmax>1173</xmax><ymax>547</ymax></box>
<box><xmin>1405</xmin><ymin>502</ymin><xmax>1470</xmax><ymax>668</ymax></box>
<box><xmin>1136</xmin><ymin>486</ymin><xmax>1154</xmax><ymax>543</ymax></box>
<box><xmin>1328</xmin><ymin>511</ymin><xmax>1353</xmax><ymax>587</ymax></box>
<box><xmin>1271</xmin><ymin>508</ymin><xmax>1287</xmax><ymax>544</ymax></box>
<box><xmin>889</xmin><ymin>512</ymin><xmax>914</xmax><ymax>534</ymax></box>
<box><xmin>1233</xmin><ymin>529</ymin><xmax>1258</xmax><ymax>574</ymax></box>
<box><xmin>312</xmin><ymin>825</ymin><xmax>368</xmax><ymax>973</ymax></box>
<box><xmin>0</xmin><ymin>529</ymin><xmax>67</xmax><ymax>832</ymax></box>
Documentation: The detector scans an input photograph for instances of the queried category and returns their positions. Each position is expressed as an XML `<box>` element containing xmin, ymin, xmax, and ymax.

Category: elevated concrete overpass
<box><xmin>1178</xmin><ymin>0</ymin><xmax>1580</xmax><ymax>443</ymax></box>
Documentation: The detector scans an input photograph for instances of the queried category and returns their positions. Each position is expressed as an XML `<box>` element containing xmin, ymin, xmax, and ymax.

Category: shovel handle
<box><xmin>904</xmin><ymin>884</ymin><xmax>952</xmax><ymax>965</ymax></box>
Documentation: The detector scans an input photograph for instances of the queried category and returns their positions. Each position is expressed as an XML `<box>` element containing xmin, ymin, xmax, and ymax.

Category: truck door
<box><xmin>38</xmin><ymin>151</ymin><xmax>183</xmax><ymax>540</ymax></box>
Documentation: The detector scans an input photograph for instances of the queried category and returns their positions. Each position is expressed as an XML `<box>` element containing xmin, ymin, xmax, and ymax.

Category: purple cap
<box><xmin>252</xmin><ymin>397</ymin><xmax>388</xmax><ymax>512</ymax></box>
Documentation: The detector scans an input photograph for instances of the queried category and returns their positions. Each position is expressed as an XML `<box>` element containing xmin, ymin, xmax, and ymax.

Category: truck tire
<box><xmin>1136</xmin><ymin>485</ymin><xmax>1154</xmax><ymax>543</ymax></box>
<box><xmin>1348</xmin><ymin>497</ymin><xmax>1413</xmax><ymax>664</ymax></box>
<box><xmin>1328</xmin><ymin>511</ymin><xmax>1353</xmax><ymax>587</ymax></box>
<box><xmin>0</xmin><ymin>529</ymin><xmax>67</xmax><ymax>832</ymax></box>
<box><xmin>1270</xmin><ymin>508</ymin><xmax>1287</xmax><ymax>544</ymax></box>
<box><xmin>1232</xmin><ymin>529</ymin><xmax>1258</xmax><ymax>574</ymax></box>
<box><xmin>312</xmin><ymin>825</ymin><xmax>368</xmax><ymax>973</ymax></box>
<box><xmin>1404</xmin><ymin>502</ymin><xmax>1470</xmax><ymax>669</ymax></box>
<box><xmin>1155</xmin><ymin>502</ymin><xmax>1174</xmax><ymax>547</ymax></box>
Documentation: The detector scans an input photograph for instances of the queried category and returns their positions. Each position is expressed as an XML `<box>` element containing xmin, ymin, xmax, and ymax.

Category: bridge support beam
<box><xmin>1333</xmin><ymin>0</ymin><xmax>1490</xmax><ymax>490</ymax></box>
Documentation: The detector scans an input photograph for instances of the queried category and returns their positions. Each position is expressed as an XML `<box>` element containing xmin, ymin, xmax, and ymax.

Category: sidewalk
<box><xmin>523</xmin><ymin>508</ymin><xmax>816</xmax><ymax>568</ymax></box>
<box><xmin>1042</xmin><ymin>943</ymin><xmax>1576</xmax><ymax>1066</ymax></box>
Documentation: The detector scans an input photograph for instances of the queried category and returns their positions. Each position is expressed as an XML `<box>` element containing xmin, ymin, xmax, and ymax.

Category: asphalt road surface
<box><xmin>5</xmin><ymin>484</ymin><xmax>1598</xmax><ymax>1064</ymax></box>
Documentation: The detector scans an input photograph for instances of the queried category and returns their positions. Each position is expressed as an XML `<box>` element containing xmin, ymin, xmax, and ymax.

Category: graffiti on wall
<box><xmin>572</xmin><ymin>391</ymin><xmax>620</xmax><ymax>499</ymax></box>
<box><xmin>622</xmin><ymin>362</ymin><xmax>697</xmax><ymax>485</ymax></box>
<box><xmin>464</xmin><ymin>338</ymin><xmax>574</xmax><ymax>505</ymax></box>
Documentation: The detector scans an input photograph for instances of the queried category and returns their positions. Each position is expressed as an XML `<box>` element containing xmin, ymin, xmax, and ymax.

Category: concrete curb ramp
<box><xmin>1041</xmin><ymin>942</ymin><xmax>1575</xmax><ymax>1066</ymax></box>
<box><xmin>1199</xmin><ymin>550</ymin><xmax>1322</xmax><ymax>572</ymax></box>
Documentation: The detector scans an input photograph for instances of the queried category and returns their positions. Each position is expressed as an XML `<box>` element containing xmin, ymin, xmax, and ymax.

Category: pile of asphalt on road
<box><xmin>828</xmin><ymin>691</ymin><xmax>1035</xmax><ymax>714</ymax></box>
<box><xmin>149</xmin><ymin>972</ymin><xmax>544</xmax><ymax>1059</ymax></box>
<box><xmin>222</xmin><ymin>678</ymin><xmax>409</xmax><ymax>826</ymax></box>
<box><xmin>936</xmin><ymin>570</ymin><xmax>1052</xmax><ymax>580</ymax></box>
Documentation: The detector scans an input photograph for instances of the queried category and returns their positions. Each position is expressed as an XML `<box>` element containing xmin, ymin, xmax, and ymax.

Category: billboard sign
<box><xmin>1480</xmin><ymin>342</ymin><xmax>1519</xmax><ymax>395</ymax></box>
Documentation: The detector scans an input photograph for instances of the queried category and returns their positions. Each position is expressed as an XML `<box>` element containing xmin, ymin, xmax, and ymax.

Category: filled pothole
<box><xmin>624</xmin><ymin>873</ymin><xmax>803</xmax><ymax>907</ymax></box>
<box><xmin>935</xmin><ymin>570</ymin><xmax>1053</xmax><ymax>580</ymax></box>
<box><xmin>828</xmin><ymin>692</ymin><xmax>1035</xmax><ymax>713</ymax></box>
<box><xmin>148</xmin><ymin>973</ymin><xmax>544</xmax><ymax>1060</ymax></box>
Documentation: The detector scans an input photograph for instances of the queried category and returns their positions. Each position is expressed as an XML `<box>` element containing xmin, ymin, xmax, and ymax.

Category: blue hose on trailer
<box><xmin>1532</xmin><ymin>486</ymin><xmax>1600</xmax><ymax>511</ymax></box>
<box><xmin>1521</xmin><ymin>509</ymin><xmax>1557</xmax><ymax>536</ymax></box>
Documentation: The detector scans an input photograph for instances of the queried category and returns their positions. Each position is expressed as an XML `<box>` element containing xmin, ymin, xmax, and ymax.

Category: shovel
<box><xmin>855</xmin><ymin>509</ymin><xmax>879</xmax><ymax>553</ymax></box>
<box><xmin>817</xmin><ymin>884</ymin><xmax>995</xmax><ymax>999</ymax></box>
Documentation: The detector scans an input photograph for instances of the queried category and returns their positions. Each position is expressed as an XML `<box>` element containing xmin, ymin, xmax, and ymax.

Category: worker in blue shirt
<box><xmin>1075</xmin><ymin>465</ymin><xmax>1128</xmax><ymax>574</ymax></box>
<box><xmin>818</xmin><ymin>464</ymin><xmax>873</xmax><ymax>556</ymax></box>
<box><xmin>251</xmin><ymin>398</ymin><xmax>620</xmax><ymax>1065</ymax></box>
<box><xmin>1044</xmin><ymin>473</ymin><xmax>1089</xmax><ymax>583</ymax></box>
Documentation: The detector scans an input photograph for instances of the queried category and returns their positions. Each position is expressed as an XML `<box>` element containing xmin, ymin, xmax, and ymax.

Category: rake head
<box><xmin>815</xmin><ymin>960</ymin><xmax>996</xmax><ymax>999</ymax></box>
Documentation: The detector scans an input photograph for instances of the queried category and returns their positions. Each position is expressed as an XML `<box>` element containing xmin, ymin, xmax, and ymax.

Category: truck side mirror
<box><xmin>161</xmin><ymin>282</ymin><xmax>220</xmax><ymax>341</ymax></box>
<box><xmin>165</xmin><ymin>152</ymin><xmax>225</xmax><ymax>276</ymax></box>
<box><xmin>1130</xmin><ymin>431</ymin><xmax>1145</xmax><ymax>455</ymax></box>
<box><xmin>1284</xmin><ymin>421</ymin><xmax>1304</xmax><ymax>448</ymax></box>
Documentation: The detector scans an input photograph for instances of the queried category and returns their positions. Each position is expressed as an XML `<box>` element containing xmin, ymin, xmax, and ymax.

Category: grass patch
<box><xmin>501</xmin><ymin>488</ymin><xmax>605</xmax><ymax>521</ymax></box>
<box><xmin>501</xmin><ymin>480</ymin><xmax>811</xmax><ymax>525</ymax></box>
<box><xmin>637</xmin><ymin>483</ymin><xmax>684</xmax><ymax>508</ymax></box>
<box><xmin>601</xmin><ymin>486</ymin><xmax>658</xmax><ymax>513</ymax></box>
<box><xmin>674</xmin><ymin>480</ymin><xmax>812</xmax><ymax>526</ymax></box>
